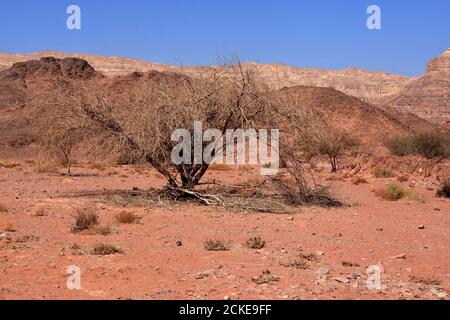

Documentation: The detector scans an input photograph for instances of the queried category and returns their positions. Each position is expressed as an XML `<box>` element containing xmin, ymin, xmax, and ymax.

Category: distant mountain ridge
<box><xmin>0</xmin><ymin>51</ymin><xmax>416</xmax><ymax>105</ymax></box>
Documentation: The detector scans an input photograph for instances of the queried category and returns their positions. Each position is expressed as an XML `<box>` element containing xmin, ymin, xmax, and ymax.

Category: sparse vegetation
<box><xmin>70</xmin><ymin>206</ymin><xmax>99</xmax><ymax>233</ymax></box>
<box><xmin>281</xmin><ymin>259</ymin><xmax>309</xmax><ymax>270</ymax></box>
<box><xmin>91</xmin><ymin>243</ymin><xmax>123</xmax><ymax>255</ymax></box>
<box><xmin>30</xmin><ymin>205</ymin><xmax>47</xmax><ymax>217</ymax></box>
<box><xmin>375</xmin><ymin>184</ymin><xmax>425</xmax><ymax>202</ymax></box>
<box><xmin>0</xmin><ymin>203</ymin><xmax>8</xmax><ymax>213</ymax></box>
<box><xmin>375</xmin><ymin>184</ymin><xmax>408</xmax><ymax>201</ymax></box>
<box><xmin>301</xmin><ymin>127</ymin><xmax>358</xmax><ymax>172</ymax></box>
<box><xmin>252</xmin><ymin>270</ymin><xmax>280</xmax><ymax>284</ymax></box>
<box><xmin>2</xmin><ymin>220</ymin><xmax>15</xmax><ymax>232</ymax></box>
<box><xmin>204</xmin><ymin>239</ymin><xmax>230</xmax><ymax>251</ymax></box>
<box><xmin>385</xmin><ymin>131</ymin><xmax>450</xmax><ymax>159</ymax></box>
<box><xmin>115</xmin><ymin>211</ymin><xmax>141</xmax><ymax>224</ymax></box>
<box><xmin>373</xmin><ymin>166</ymin><xmax>395</xmax><ymax>178</ymax></box>
<box><xmin>244</xmin><ymin>237</ymin><xmax>266</xmax><ymax>249</ymax></box>
<box><xmin>436</xmin><ymin>172</ymin><xmax>450</xmax><ymax>198</ymax></box>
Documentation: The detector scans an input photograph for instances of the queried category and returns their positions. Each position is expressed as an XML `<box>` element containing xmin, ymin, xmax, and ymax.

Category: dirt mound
<box><xmin>280</xmin><ymin>86</ymin><xmax>417</xmax><ymax>151</ymax></box>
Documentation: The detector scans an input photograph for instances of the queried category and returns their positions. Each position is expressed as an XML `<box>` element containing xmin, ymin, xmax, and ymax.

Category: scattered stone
<box><xmin>0</xmin><ymin>233</ymin><xmax>12</xmax><ymax>241</ymax></box>
<box><xmin>334</xmin><ymin>277</ymin><xmax>350</xmax><ymax>283</ymax></box>
<box><xmin>391</xmin><ymin>253</ymin><xmax>407</xmax><ymax>260</ymax></box>
<box><xmin>317</xmin><ymin>267</ymin><xmax>330</xmax><ymax>278</ymax></box>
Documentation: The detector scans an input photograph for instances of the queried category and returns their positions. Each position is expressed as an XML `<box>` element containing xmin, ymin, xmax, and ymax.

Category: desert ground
<box><xmin>0</xmin><ymin>160</ymin><xmax>448</xmax><ymax>300</ymax></box>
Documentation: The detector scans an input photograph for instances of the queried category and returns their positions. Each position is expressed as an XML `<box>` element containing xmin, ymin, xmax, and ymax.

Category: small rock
<box><xmin>334</xmin><ymin>277</ymin><xmax>350</xmax><ymax>283</ymax></box>
<box><xmin>223</xmin><ymin>296</ymin><xmax>231</xmax><ymax>300</ymax></box>
<box><xmin>314</xmin><ymin>251</ymin><xmax>325</xmax><ymax>256</ymax></box>
<box><xmin>418</xmin><ymin>224</ymin><xmax>425</xmax><ymax>230</ymax></box>
<box><xmin>176</xmin><ymin>240</ymin><xmax>183</xmax><ymax>247</ymax></box>
<box><xmin>391</xmin><ymin>253</ymin><xmax>407</xmax><ymax>260</ymax></box>
<box><xmin>317</xmin><ymin>267</ymin><xmax>330</xmax><ymax>278</ymax></box>
<box><xmin>287</xmin><ymin>217</ymin><xmax>294</xmax><ymax>221</ymax></box>
<box><xmin>434</xmin><ymin>208</ymin><xmax>441</xmax><ymax>211</ymax></box>
<box><xmin>376</xmin><ymin>228</ymin><xmax>384</xmax><ymax>232</ymax></box>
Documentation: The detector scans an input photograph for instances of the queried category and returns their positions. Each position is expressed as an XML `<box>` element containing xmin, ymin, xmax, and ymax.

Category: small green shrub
<box><xmin>385</xmin><ymin>132</ymin><xmax>450</xmax><ymax>159</ymax></box>
<box><xmin>376</xmin><ymin>184</ymin><xmax>407</xmax><ymax>201</ymax></box>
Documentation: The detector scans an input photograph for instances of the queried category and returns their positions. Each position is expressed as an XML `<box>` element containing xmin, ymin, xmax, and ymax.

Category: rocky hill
<box><xmin>384</xmin><ymin>48</ymin><xmax>450</xmax><ymax>124</ymax></box>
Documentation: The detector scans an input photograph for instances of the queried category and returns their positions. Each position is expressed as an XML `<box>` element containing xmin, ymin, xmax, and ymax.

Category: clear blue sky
<box><xmin>0</xmin><ymin>0</ymin><xmax>448</xmax><ymax>76</ymax></box>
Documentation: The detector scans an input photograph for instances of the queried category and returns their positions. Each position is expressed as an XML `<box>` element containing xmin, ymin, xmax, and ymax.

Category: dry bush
<box><xmin>30</xmin><ymin>205</ymin><xmax>47</xmax><ymax>217</ymax></box>
<box><xmin>252</xmin><ymin>270</ymin><xmax>280</xmax><ymax>284</ymax></box>
<box><xmin>245</xmin><ymin>237</ymin><xmax>266</xmax><ymax>249</ymax></box>
<box><xmin>281</xmin><ymin>259</ymin><xmax>309</xmax><ymax>270</ymax></box>
<box><xmin>85</xmin><ymin>225</ymin><xmax>115</xmax><ymax>236</ymax></box>
<box><xmin>71</xmin><ymin>206</ymin><xmax>99</xmax><ymax>233</ymax></box>
<box><xmin>115</xmin><ymin>211</ymin><xmax>141</xmax><ymax>224</ymax></box>
<box><xmin>91</xmin><ymin>243</ymin><xmax>123</xmax><ymax>255</ymax></box>
<box><xmin>274</xmin><ymin>152</ymin><xmax>343</xmax><ymax>207</ymax></box>
<box><xmin>300</xmin><ymin>127</ymin><xmax>358</xmax><ymax>172</ymax></box>
<box><xmin>409</xmin><ymin>275</ymin><xmax>442</xmax><ymax>286</ymax></box>
<box><xmin>204</xmin><ymin>239</ymin><xmax>230</xmax><ymax>251</ymax></box>
<box><xmin>0</xmin><ymin>203</ymin><xmax>8</xmax><ymax>213</ymax></box>
<box><xmin>35</xmin><ymin>161</ymin><xmax>59</xmax><ymax>174</ymax></box>
<box><xmin>373</xmin><ymin>166</ymin><xmax>395</xmax><ymax>178</ymax></box>
<box><xmin>2</xmin><ymin>220</ymin><xmax>15</xmax><ymax>232</ymax></box>
<box><xmin>397</xmin><ymin>175</ymin><xmax>409</xmax><ymax>183</ymax></box>
<box><xmin>89</xmin><ymin>162</ymin><xmax>107</xmax><ymax>171</ymax></box>
<box><xmin>437</xmin><ymin>172</ymin><xmax>450</xmax><ymax>198</ymax></box>
<box><xmin>0</xmin><ymin>160</ymin><xmax>20</xmax><ymax>169</ymax></box>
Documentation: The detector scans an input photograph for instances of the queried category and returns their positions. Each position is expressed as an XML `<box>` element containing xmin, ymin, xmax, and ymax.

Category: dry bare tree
<box><xmin>301</xmin><ymin>127</ymin><xmax>358</xmax><ymax>172</ymax></box>
<box><xmin>42</xmin><ymin>62</ymin><xmax>280</xmax><ymax>191</ymax></box>
<box><xmin>41</xmin><ymin>60</ymin><xmax>341</xmax><ymax>206</ymax></box>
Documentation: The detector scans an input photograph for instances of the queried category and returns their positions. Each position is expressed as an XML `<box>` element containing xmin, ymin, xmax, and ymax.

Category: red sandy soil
<box><xmin>0</xmin><ymin>162</ymin><xmax>449</xmax><ymax>300</ymax></box>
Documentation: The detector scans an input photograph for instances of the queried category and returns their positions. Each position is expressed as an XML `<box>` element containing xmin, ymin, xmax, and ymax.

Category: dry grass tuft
<box><xmin>281</xmin><ymin>259</ymin><xmax>309</xmax><ymax>270</ymax></box>
<box><xmin>30</xmin><ymin>205</ymin><xmax>48</xmax><ymax>217</ymax></box>
<box><xmin>244</xmin><ymin>237</ymin><xmax>266</xmax><ymax>249</ymax></box>
<box><xmin>409</xmin><ymin>275</ymin><xmax>442</xmax><ymax>286</ymax></box>
<box><xmin>2</xmin><ymin>220</ymin><xmax>15</xmax><ymax>232</ymax></box>
<box><xmin>35</xmin><ymin>161</ymin><xmax>59</xmax><ymax>174</ymax></box>
<box><xmin>436</xmin><ymin>172</ymin><xmax>450</xmax><ymax>198</ymax></box>
<box><xmin>91</xmin><ymin>243</ymin><xmax>123</xmax><ymax>255</ymax></box>
<box><xmin>71</xmin><ymin>206</ymin><xmax>99</xmax><ymax>233</ymax></box>
<box><xmin>115</xmin><ymin>211</ymin><xmax>141</xmax><ymax>224</ymax></box>
<box><xmin>0</xmin><ymin>203</ymin><xmax>8</xmax><ymax>213</ymax></box>
<box><xmin>204</xmin><ymin>239</ymin><xmax>230</xmax><ymax>251</ymax></box>
<box><xmin>252</xmin><ymin>270</ymin><xmax>280</xmax><ymax>284</ymax></box>
<box><xmin>373</xmin><ymin>166</ymin><xmax>395</xmax><ymax>178</ymax></box>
